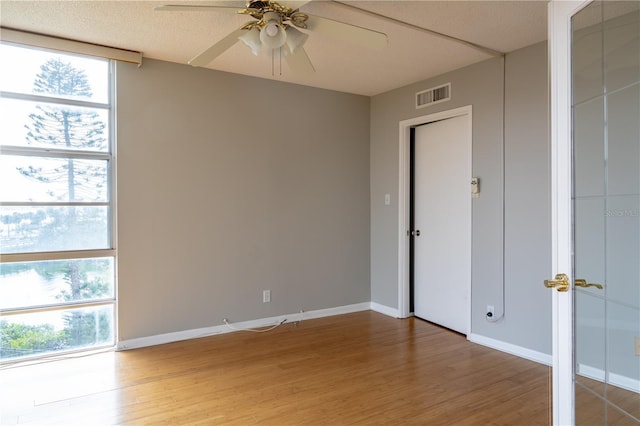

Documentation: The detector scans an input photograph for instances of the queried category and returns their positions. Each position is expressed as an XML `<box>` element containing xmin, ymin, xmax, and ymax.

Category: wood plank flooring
<box><xmin>575</xmin><ymin>376</ymin><xmax>640</xmax><ymax>424</ymax></box>
<box><xmin>1</xmin><ymin>311</ymin><xmax>552</xmax><ymax>425</ymax></box>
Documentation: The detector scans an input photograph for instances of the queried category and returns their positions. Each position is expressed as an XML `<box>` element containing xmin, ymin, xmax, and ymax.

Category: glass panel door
<box><xmin>572</xmin><ymin>2</ymin><xmax>640</xmax><ymax>423</ymax></box>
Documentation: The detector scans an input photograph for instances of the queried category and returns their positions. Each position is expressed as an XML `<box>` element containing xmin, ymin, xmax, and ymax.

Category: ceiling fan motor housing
<box><xmin>247</xmin><ymin>0</ymin><xmax>271</xmax><ymax>11</ymax></box>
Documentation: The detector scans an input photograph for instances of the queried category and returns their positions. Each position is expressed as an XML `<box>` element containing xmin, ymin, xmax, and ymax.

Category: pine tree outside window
<box><xmin>0</xmin><ymin>43</ymin><xmax>116</xmax><ymax>362</ymax></box>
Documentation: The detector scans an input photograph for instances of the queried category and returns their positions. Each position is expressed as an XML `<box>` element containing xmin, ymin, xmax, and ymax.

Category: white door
<box><xmin>413</xmin><ymin>114</ymin><xmax>471</xmax><ymax>335</ymax></box>
<box><xmin>549</xmin><ymin>1</ymin><xmax>640</xmax><ymax>424</ymax></box>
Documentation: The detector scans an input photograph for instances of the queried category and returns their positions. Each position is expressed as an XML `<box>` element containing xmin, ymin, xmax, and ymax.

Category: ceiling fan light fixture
<box><xmin>239</xmin><ymin>27</ymin><xmax>262</xmax><ymax>55</ymax></box>
<box><xmin>285</xmin><ymin>25</ymin><xmax>308</xmax><ymax>54</ymax></box>
<box><xmin>265</xmin><ymin>23</ymin><xmax>279</xmax><ymax>37</ymax></box>
<box><xmin>260</xmin><ymin>22</ymin><xmax>286</xmax><ymax>49</ymax></box>
<box><xmin>259</xmin><ymin>12</ymin><xmax>286</xmax><ymax>49</ymax></box>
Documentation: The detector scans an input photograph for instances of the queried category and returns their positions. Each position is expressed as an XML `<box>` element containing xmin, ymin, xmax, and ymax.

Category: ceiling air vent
<box><xmin>416</xmin><ymin>83</ymin><xmax>451</xmax><ymax>109</ymax></box>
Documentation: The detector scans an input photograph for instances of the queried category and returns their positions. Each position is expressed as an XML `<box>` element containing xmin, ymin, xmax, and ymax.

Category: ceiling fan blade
<box><xmin>306</xmin><ymin>15</ymin><xmax>387</xmax><ymax>49</ymax></box>
<box><xmin>280</xmin><ymin>1</ymin><xmax>311</xmax><ymax>10</ymax></box>
<box><xmin>154</xmin><ymin>5</ymin><xmax>244</xmax><ymax>13</ymax></box>
<box><xmin>285</xmin><ymin>46</ymin><xmax>315</xmax><ymax>75</ymax></box>
<box><xmin>189</xmin><ymin>28</ymin><xmax>246</xmax><ymax>67</ymax></box>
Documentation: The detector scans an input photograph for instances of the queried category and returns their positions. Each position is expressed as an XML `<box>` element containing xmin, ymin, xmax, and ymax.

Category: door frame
<box><xmin>397</xmin><ymin>105</ymin><xmax>472</xmax><ymax>324</ymax></box>
<box><xmin>548</xmin><ymin>1</ymin><xmax>591</xmax><ymax>424</ymax></box>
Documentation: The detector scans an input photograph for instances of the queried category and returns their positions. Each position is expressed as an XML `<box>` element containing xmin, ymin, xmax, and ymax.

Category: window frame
<box><xmin>0</xmin><ymin>44</ymin><xmax>117</xmax><ymax>359</ymax></box>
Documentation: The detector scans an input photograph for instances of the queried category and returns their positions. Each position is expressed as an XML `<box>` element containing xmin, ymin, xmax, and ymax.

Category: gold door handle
<box><xmin>575</xmin><ymin>279</ymin><xmax>603</xmax><ymax>290</ymax></box>
<box><xmin>544</xmin><ymin>273</ymin><xmax>570</xmax><ymax>292</ymax></box>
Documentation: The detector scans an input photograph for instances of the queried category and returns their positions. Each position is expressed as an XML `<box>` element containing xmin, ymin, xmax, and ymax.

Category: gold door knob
<box><xmin>544</xmin><ymin>273</ymin><xmax>570</xmax><ymax>292</ymax></box>
<box><xmin>575</xmin><ymin>279</ymin><xmax>603</xmax><ymax>290</ymax></box>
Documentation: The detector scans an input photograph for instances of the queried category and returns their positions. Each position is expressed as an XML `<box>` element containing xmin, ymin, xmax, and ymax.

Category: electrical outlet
<box><xmin>263</xmin><ymin>290</ymin><xmax>271</xmax><ymax>303</ymax></box>
<box><xmin>635</xmin><ymin>336</ymin><xmax>640</xmax><ymax>356</ymax></box>
<box><xmin>486</xmin><ymin>305</ymin><xmax>495</xmax><ymax>318</ymax></box>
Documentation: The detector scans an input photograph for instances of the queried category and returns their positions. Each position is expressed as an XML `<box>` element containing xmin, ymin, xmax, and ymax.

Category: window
<box><xmin>0</xmin><ymin>43</ymin><xmax>116</xmax><ymax>361</ymax></box>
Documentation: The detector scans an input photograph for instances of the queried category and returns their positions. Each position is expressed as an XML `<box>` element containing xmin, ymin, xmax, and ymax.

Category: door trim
<box><xmin>398</xmin><ymin>105</ymin><xmax>472</xmax><ymax>325</ymax></box>
<box><xmin>548</xmin><ymin>1</ymin><xmax>591</xmax><ymax>424</ymax></box>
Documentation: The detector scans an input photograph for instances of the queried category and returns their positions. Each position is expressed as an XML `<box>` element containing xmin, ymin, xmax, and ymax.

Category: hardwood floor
<box><xmin>1</xmin><ymin>311</ymin><xmax>552</xmax><ymax>425</ymax></box>
<box><xmin>575</xmin><ymin>376</ymin><xmax>640</xmax><ymax>424</ymax></box>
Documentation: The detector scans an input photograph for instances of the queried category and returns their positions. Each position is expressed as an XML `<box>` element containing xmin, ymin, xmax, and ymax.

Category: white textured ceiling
<box><xmin>0</xmin><ymin>1</ymin><xmax>549</xmax><ymax>96</ymax></box>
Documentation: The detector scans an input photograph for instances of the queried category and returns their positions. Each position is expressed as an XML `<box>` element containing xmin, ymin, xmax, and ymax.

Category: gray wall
<box><xmin>115</xmin><ymin>43</ymin><xmax>554</xmax><ymax>356</ymax></box>
<box><xmin>116</xmin><ymin>59</ymin><xmax>371</xmax><ymax>341</ymax></box>
<box><xmin>370</xmin><ymin>42</ymin><xmax>552</xmax><ymax>355</ymax></box>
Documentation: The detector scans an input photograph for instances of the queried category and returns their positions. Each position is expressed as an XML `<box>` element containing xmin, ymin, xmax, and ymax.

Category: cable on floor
<box><xmin>223</xmin><ymin>318</ymin><xmax>287</xmax><ymax>333</ymax></box>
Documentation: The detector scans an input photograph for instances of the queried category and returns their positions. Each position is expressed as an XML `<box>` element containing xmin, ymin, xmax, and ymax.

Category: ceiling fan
<box><xmin>155</xmin><ymin>1</ymin><xmax>388</xmax><ymax>75</ymax></box>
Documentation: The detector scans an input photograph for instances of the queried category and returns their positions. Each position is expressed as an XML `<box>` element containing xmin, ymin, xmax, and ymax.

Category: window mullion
<box><xmin>0</xmin><ymin>201</ymin><xmax>109</xmax><ymax>207</ymax></box>
<box><xmin>0</xmin><ymin>146</ymin><xmax>111</xmax><ymax>159</ymax></box>
<box><xmin>0</xmin><ymin>299</ymin><xmax>115</xmax><ymax>316</ymax></box>
<box><xmin>1</xmin><ymin>90</ymin><xmax>109</xmax><ymax>110</ymax></box>
<box><xmin>1</xmin><ymin>249</ymin><xmax>116</xmax><ymax>263</ymax></box>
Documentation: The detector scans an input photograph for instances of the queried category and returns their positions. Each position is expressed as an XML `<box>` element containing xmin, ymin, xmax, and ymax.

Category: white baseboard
<box><xmin>117</xmin><ymin>324</ymin><xmax>227</xmax><ymax>351</ymax></box>
<box><xmin>610</xmin><ymin>372</ymin><xmax>640</xmax><ymax>393</ymax></box>
<box><xmin>370</xmin><ymin>302</ymin><xmax>400</xmax><ymax>318</ymax></box>
<box><xmin>468</xmin><ymin>335</ymin><xmax>639</xmax><ymax>394</ymax></box>
<box><xmin>468</xmin><ymin>333</ymin><xmax>552</xmax><ymax>366</ymax></box>
<box><xmin>117</xmin><ymin>302</ymin><xmax>370</xmax><ymax>351</ymax></box>
<box><xmin>577</xmin><ymin>363</ymin><xmax>640</xmax><ymax>393</ymax></box>
<box><xmin>300</xmin><ymin>302</ymin><xmax>371</xmax><ymax>321</ymax></box>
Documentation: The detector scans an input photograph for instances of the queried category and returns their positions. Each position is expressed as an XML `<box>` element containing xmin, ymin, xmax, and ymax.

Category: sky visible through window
<box><xmin>0</xmin><ymin>44</ymin><xmax>108</xmax><ymax>102</ymax></box>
